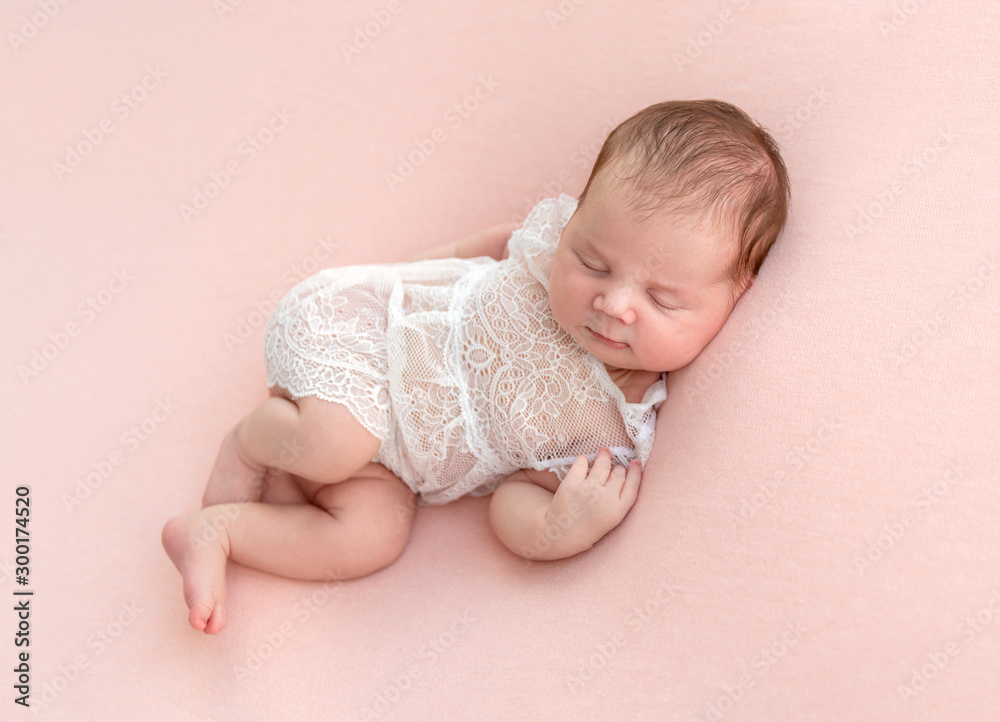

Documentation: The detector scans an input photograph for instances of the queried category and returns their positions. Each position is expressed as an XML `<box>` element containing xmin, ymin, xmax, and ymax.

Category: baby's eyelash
<box><xmin>577</xmin><ymin>255</ymin><xmax>675</xmax><ymax>311</ymax></box>
<box><xmin>649</xmin><ymin>295</ymin><xmax>676</xmax><ymax>311</ymax></box>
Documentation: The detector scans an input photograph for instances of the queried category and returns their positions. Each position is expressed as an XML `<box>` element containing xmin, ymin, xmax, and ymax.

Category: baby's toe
<box><xmin>188</xmin><ymin>599</ymin><xmax>215</xmax><ymax>632</ymax></box>
<box><xmin>187</xmin><ymin>593</ymin><xmax>225</xmax><ymax>634</ymax></box>
<box><xmin>204</xmin><ymin>603</ymin><xmax>226</xmax><ymax>635</ymax></box>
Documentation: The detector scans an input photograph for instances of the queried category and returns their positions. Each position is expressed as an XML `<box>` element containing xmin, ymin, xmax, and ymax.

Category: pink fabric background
<box><xmin>3</xmin><ymin>1</ymin><xmax>998</xmax><ymax>719</ymax></box>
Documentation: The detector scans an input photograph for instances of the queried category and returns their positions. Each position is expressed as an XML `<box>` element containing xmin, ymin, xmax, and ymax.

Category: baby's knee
<box><xmin>343</xmin><ymin>506</ymin><xmax>414</xmax><ymax>578</ymax></box>
<box><xmin>365</xmin><ymin>513</ymin><xmax>413</xmax><ymax>573</ymax></box>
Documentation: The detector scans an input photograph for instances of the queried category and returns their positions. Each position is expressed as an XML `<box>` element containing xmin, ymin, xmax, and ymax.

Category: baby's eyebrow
<box><xmin>576</xmin><ymin>237</ymin><xmax>691</xmax><ymax>299</ymax></box>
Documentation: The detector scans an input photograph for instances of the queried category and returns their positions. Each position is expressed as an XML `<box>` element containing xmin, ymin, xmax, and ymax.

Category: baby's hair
<box><xmin>577</xmin><ymin>99</ymin><xmax>791</xmax><ymax>295</ymax></box>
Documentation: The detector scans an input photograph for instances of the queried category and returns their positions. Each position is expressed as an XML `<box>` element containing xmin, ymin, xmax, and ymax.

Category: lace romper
<box><xmin>264</xmin><ymin>194</ymin><xmax>667</xmax><ymax>506</ymax></box>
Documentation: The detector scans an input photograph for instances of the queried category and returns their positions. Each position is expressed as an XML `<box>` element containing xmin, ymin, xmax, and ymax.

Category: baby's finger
<box><xmin>589</xmin><ymin>447</ymin><xmax>613</xmax><ymax>482</ymax></box>
<box><xmin>565</xmin><ymin>454</ymin><xmax>589</xmax><ymax>487</ymax></box>
<box><xmin>619</xmin><ymin>460</ymin><xmax>642</xmax><ymax>507</ymax></box>
<box><xmin>607</xmin><ymin>464</ymin><xmax>626</xmax><ymax>487</ymax></box>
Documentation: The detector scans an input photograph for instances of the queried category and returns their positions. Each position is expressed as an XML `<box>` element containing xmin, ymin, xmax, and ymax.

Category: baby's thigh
<box><xmin>271</xmin><ymin>386</ymin><xmax>383</xmax><ymax>484</ymax></box>
<box><xmin>312</xmin><ymin>467</ymin><xmax>416</xmax><ymax>574</ymax></box>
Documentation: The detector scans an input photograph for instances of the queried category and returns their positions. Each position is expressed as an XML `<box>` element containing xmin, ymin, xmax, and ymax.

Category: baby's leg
<box><xmin>163</xmin><ymin>464</ymin><xmax>416</xmax><ymax>634</ymax></box>
<box><xmin>168</xmin><ymin>388</ymin><xmax>412</xmax><ymax>634</ymax></box>
<box><xmin>202</xmin><ymin>384</ymin><xmax>379</xmax><ymax>506</ymax></box>
<box><xmin>238</xmin><ymin>387</ymin><xmax>383</xmax><ymax>483</ymax></box>
<box><xmin>200</xmin><ymin>422</ymin><xmax>271</xmax><ymax>507</ymax></box>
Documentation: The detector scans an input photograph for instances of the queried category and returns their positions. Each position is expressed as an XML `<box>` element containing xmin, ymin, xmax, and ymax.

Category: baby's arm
<box><xmin>489</xmin><ymin>450</ymin><xmax>642</xmax><ymax>561</ymax></box>
<box><xmin>489</xmin><ymin>473</ymin><xmax>562</xmax><ymax>560</ymax></box>
<box><xmin>409</xmin><ymin>222</ymin><xmax>518</xmax><ymax>263</ymax></box>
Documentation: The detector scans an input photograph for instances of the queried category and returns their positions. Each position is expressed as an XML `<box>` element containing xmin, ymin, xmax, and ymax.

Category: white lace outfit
<box><xmin>264</xmin><ymin>194</ymin><xmax>667</xmax><ymax>506</ymax></box>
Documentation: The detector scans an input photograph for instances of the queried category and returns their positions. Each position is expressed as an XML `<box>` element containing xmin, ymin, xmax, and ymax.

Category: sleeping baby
<box><xmin>162</xmin><ymin>99</ymin><xmax>790</xmax><ymax>634</ymax></box>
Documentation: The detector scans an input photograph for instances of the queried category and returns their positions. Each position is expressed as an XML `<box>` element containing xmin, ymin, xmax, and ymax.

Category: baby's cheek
<box><xmin>547</xmin><ymin>274</ymin><xmax>564</xmax><ymax>315</ymax></box>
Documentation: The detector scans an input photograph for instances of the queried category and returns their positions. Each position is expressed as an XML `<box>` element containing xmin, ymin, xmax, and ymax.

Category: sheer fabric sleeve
<box><xmin>505</xmin><ymin>194</ymin><xmax>579</xmax><ymax>288</ymax></box>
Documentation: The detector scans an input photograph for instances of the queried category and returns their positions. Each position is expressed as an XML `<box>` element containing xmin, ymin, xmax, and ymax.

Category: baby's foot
<box><xmin>161</xmin><ymin>510</ymin><xmax>231</xmax><ymax>634</ymax></box>
<box><xmin>202</xmin><ymin>422</ymin><xmax>267</xmax><ymax>507</ymax></box>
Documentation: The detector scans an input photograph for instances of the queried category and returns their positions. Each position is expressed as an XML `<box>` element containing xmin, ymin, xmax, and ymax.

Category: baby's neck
<box><xmin>603</xmin><ymin>364</ymin><xmax>663</xmax><ymax>403</ymax></box>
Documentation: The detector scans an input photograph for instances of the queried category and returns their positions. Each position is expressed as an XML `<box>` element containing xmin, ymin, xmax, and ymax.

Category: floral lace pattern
<box><xmin>264</xmin><ymin>194</ymin><xmax>666</xmax><ymax>505</ymax></box>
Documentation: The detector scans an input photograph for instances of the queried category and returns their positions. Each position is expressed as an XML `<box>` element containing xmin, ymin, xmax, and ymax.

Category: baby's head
<box><xmin>549</xmin><ymin>99</ymin><xmax>790</xmax><ymax>374</ymax></box>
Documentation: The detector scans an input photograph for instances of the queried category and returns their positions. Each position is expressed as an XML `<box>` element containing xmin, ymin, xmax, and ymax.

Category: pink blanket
<box><xmin>4</xmin><ymin>1</ymin><xmax>998</xmax><ymax>719</ymax></box>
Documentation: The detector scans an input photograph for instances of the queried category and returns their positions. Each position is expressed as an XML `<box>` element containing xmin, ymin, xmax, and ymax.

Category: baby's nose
<box><xmin>597</xmin><ymin>286</ymin><xmax>637</xmax><ymax>322</ymax></box>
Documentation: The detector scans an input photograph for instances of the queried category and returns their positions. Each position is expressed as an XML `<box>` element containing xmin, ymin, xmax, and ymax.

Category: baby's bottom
<box><xmin>161</xmin><ymin>385</ymin><xmax>416</xmax><ymax>634</ymax></box>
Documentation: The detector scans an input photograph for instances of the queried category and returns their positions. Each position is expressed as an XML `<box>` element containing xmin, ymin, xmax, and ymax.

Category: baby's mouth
<box><xmin>587</xmin><ymin>327</ymin><xmax>628</xmax><ymax>349</ymax></box>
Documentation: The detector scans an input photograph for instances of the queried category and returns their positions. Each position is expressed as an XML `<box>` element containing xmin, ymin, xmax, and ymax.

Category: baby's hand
<box><xmin>543</xmin><ymin>448</ymin><xmax>642</xmax><ymax>555</ymax></box>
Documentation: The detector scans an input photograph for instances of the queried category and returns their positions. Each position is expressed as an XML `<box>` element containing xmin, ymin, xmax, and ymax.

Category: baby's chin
<box><xmin>592</xmin><ymin>341</ymin><xmax>677</xmax><ymax>374</ymax></box>
<box><xmin>555</xmin><ymin>316</ymin><xmax>642</xmax><ymax>365</ymax></box>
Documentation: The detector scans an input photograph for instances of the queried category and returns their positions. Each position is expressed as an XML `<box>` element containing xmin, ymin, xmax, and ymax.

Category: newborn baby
<box><xmin>162</xmin><ymin>99</ymin><xmax>790</xmax><ymax>634</ymax></box>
